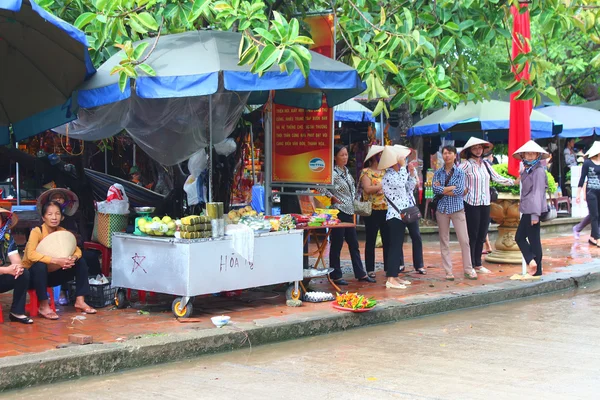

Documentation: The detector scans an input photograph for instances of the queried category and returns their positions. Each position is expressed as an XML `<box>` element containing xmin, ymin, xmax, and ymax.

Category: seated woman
<box><xmin>38</xmin><ymin>188</ymin><xmax>101</xmax><ymax>305</ymax></box>
<box><xmin>0</xmin><ymin>208</ymin><xmax>32</xmax><ymax>324</ymax></box>
<box><xmin>22</xmin><ymin>201</ymin><xmax>96</xmax><ymax>319</ymax></box>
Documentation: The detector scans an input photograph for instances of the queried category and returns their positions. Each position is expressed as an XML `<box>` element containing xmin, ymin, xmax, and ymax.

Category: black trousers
<box><xmin>387</xmin><ymin>218</ymin><xmax>424</xmax><ymax>277</ymax></box>
<box><xmin>464</xmin><ymin>203</ymin><xmax>491</xmax><ymax>267</ymax></box>
<box><xmin>363</xmin><ymin>209</ymin><xmax>390</xmax><ymax>272</ymax></box>
<box><xmin>29</xmin><ymin>258</ymin><xmax>91</xmax><ymax>301</ymax></box>
<box><xmin>329</xmin><ymin>212</ymin><xmax>366</xmax><ymax>280</ymax></box>
<box><xmin>515</xmin><ymin>214</ymin><xmax>543</xmax><ymax>276</ymax></box>
<box><xmin>586</xmin><ymin>189</ymin><xmax>600</xmax><ymax>239</ymax></box>
<box><xmin>0</xmin><ymin>268</ymin><xmax>30</xmax><ymax>315</ymax></box>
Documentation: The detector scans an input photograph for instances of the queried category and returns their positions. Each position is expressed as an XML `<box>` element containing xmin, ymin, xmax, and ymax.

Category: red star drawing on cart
<box><xmin>131</xmin><ymin>253</ymin><xmax>147</xmax><ymax>274</ymax></box>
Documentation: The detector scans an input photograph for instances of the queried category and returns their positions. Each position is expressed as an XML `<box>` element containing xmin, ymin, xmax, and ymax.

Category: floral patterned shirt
<box><xmin>382</xmin><ymin>167</ymin><xmax>416</xmax><ymax>221</ymax></box>
<box><xmin>0</xmin><ymin>232</ymin><xmax>17</xmax><ymax>266</ymax></box>
<box><xmin>360</xmin><ymin>168</ymin><xmax>387</xmax><ymax>211</ymax></box>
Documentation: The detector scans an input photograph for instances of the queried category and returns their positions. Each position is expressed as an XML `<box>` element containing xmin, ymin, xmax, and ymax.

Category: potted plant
<box><xmin>486</xmin><ymin>164</ymin><xmax>557</xmax><ymax>264</ymax></box>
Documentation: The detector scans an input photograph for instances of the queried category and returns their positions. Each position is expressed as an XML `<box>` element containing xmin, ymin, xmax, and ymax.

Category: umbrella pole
<box><xmin>133</xmin><ymin>143</ymin><xmax>136</xmax><ymax>167</ymax></box>
<box><xmin>380</xmin><ymin>113</ymin><xmax>384</xmax><ymax>145</ymax></box>
<box><xmin>104</xmin><ymin>149</ymin><xmax>108</xmax><ymax>174</ymax></box>
<box><xmin>15</xmin><ymin>141</ymin><xmax>21</xmax><ymax>206</ymax></box>
<box><xmin>558</xmin><ymin>137</ymin><xmax>562</xmax><ymax>192</ymax></box>
<box><xmin>264</xmin><ymin>98</ymin><xmax>272</xmax><ymax>214</ymax></box>
<box><xmin>209</xmin><ymin>95</ymin><xmax>213</xmax><ymax>203</ymax></box>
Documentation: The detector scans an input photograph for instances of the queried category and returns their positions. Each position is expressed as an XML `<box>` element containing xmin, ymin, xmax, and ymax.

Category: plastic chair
<box><xmin>84</xmin><ymin>241</ymin><xmax>112</xmax><ymax>276</ymax></box>
<box><xmin>26</xmin><ymin>288</ymin><xmax>56</xmax><ymax>317</ymax></box>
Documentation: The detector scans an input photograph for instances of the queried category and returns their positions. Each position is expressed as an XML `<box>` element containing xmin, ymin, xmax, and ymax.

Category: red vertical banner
<box><xmin>271</xmin><ymin>14</ymin><xmax>335</xmax><ymax>184</ymax></box>
<box><xmin>508</xmin><ymin>5</ymin><xmax>532</xmax><ymax>177</ymax></box>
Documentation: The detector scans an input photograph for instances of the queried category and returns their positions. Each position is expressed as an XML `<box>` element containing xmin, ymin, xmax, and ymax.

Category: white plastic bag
<box><xmin>214</xmin><ymin>138</ymin><xmax>237</xmax><ymax>157</ymax></box>
<box><xmin>188</xmin><ymin>149</ymin><xmax>208</xmax><ymax>178</ymax></box>
<box><xmin>184</xmin><ymin>175</ymin><xmax>200</xmax><ymax>206</ymax></box>
<box><xmin>96</xmin><ymin>183</ymin><xmax>130</xmax><ymax>214</ymax></box>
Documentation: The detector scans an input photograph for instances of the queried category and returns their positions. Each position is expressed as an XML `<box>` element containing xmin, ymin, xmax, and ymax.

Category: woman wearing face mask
<box><xmin>459</xmin><ymin>138</ymin><xmax>517</xmax><ymax>274</ymax></box>
<box><xmin>381</xmin><ymin>146</ymin><xmax>423</xmax><ymax>289</ymax></box>
<box><xmin>318</xmin><ymin>145</ymin><xmax>374</xmax><ymax>286</ymax></box>
<box><xmin>513</xmin><ymin>141</ymin><xmax>551</xmax><ymax>276</ymax></box>
<box><xmin>22</xmin><ymin>201</ymin><xmax>96</xmax><ymax>319</ymax></box>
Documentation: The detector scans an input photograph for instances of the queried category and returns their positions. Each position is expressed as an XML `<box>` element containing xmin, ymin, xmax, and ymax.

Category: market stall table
<box><xmin>111</xmin><ymin>230</ymin><xmax>303</xmax><ymax>317</ymax></box>
<box><xmin>299</xmin><ymin>222</ymin><xmax>356</xmax><ymax>293</ymax></box>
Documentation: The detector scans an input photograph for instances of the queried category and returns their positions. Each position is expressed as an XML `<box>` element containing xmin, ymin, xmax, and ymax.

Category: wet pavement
<box><xmin>0</xmin><ymin>230</ymin><xmax>596</xmax><ymax>358</ymax></box>
<box><xmin>5</xmin><ymin>280</ymin><xmax>599</xmax><ymax>399</ymax></box>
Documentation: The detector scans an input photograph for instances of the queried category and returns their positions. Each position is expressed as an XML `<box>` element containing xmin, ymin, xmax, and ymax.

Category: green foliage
<box><xmin>38</xmin><ymin>0</ymin><xmax>600</xmax><ymax>114</ymax></box>
<box><xmin>491</xmin><ymin>163</ymin><xmax>557</xmax><ymax>196</ymax></box>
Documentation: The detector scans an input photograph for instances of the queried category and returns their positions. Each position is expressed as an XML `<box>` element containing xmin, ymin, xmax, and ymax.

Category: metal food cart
<box><xmin>111</xmin><ymin>230</ymin><xmax>303</xmax><ymax>317</ymax></box>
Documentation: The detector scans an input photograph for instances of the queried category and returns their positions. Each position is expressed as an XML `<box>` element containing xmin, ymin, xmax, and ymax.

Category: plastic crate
<box><xmin>68</xmin><ymin>279</ymin><xmax>116</xmax><ymax>308</ymax></box>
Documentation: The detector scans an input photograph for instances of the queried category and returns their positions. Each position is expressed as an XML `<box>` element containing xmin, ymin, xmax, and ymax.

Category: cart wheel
<box><xmin>172</xmin><ymin>297</ymin><xmax>193</xmax><ymax>318</ymax></box>
<box><xmin>115</xmin><ymin>289</ymin><xmax>128</xmax><ymax>309</ymax></box>
<box><xmin>285</xmin><ymin>284</ymin><xmax>301</xmax><ymax>301</ymax></box>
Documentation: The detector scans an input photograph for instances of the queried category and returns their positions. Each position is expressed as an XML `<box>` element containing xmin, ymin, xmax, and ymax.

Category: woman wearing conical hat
<box><xmin>360</xmin><ymin>145</ymin><xmax>389</xmax><ymax>279</ymax></box>
<box><xmin>513</xmin><ymin>141</ymin><xmax>551</xmax><ymax>276</ymax></box>
<box><xmin>576</xmin><ymin>141</ymin><xmax>600</xmax><ymax>247</ymax></box>
<box><xmin>459</xmin><ymin>137</ymin><xmax>517</xmax><ymax>274</ymax></box>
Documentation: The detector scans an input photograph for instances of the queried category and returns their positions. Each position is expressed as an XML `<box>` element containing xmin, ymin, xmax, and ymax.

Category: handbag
<box><xmin>340</xmin><ymin>169</ymin><xmax>372</xmax><ymax>217</ymax></box>
<box><xmin>540</xmin><ymin>176</ymin><xmax>556</xmax><ymax>222</ymax></box>
<box><xmin>385</xmin><ymin>195</ymin><xmax>421</xmax><ymax>224</ymax></box>
<box><xmin>483</xmin><ymin>161</ymin><xmax>499</xmax><ymax>202</ymax></box>
<box><xmin>430</xmin><ymin>168</ymin><xmax>455</xmax><ymax>216</ymax></box>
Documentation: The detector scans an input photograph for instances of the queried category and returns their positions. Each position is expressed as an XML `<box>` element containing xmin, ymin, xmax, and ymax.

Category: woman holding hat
<box><xmin>318</xmin><ymin>145</ymin><xmax>374</xmax><ymax>285</ymax></box>
<box><xmin>0</xmin><ymin>209</ymin><xmax>33</xmax><ymax>324</ymax></box>
<box><xmin>23</xmin><ymin>201</ymin><xmax>96</xmax><ymax>319</ymax></box>
<box><xmin>360</xmin><ymin>145</ymin><xmax>389</xmax><ymax>278</ymax></box>
<box><xmin>459</xmin><ymin>137</ymin><xmax>516</xmax><ymax>274</ymax></box>
<box><xmin>513</xmin><ymin>140</ymin><xmax>550</xmax><ymax>276</ymax></box>
<box><xmin>576</xmin><ymin>141</ymin><xmax>600</xmax><ymax>246</ymax></box>
<box><xmin>381</xmin><ymin>146</ymin><xmax>424</xmax><ymax>289</ymax></box>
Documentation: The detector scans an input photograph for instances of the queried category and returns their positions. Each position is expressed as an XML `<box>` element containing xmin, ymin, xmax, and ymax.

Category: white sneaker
<box><xmin>475</xmin><ymin>266</ymin><xmax>492</xmax><ymax>274</ymax></box>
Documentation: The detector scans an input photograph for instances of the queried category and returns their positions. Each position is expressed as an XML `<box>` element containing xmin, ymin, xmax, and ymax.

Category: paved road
<box><xmin>5</xmin><ymin>282</ymin><xmax>600</xmax><ymax>400</ymax></box>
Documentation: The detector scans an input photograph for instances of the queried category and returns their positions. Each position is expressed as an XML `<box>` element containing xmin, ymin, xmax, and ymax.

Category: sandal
<box><xmin>39</xmin><ymin>310</ymin><xmax>59</xmax><ymax>320</ymax></box>
<box><xmin>58</xmin><ymin>296</ymin><xmax>69</xmax><ymax>306</ymax></box>
<box><xmin>445</xmin><ymin>274</ymin><xmax>455</xmax><ymax>281</ymax></box>
<box><xmin>9</xmin><ymin>314</ymin><xmax>34</xmax><ymax>324</ymax></box>
<box><xmin>464</xmin><ymin>270</ymin><xmax>478</xmax><ymax>280</ymax></box>
<box><xmin>589</xmin><ymin>239</ymin><xmax>598</xmax><ymax>246</ymax></box>
<box><xmin>367</xmin><ymin>272</ymin><xmax>376</xmax><ymax>279</ymax></box>
<box><xmin>75</xmin><ymin>306</ymin><xmax>97</xmax><ymax>314</ymax></box>
<box><xmin>415</xmin><ymin>267</ymin><xmax>427</xmax><ymax>275</ymax></box>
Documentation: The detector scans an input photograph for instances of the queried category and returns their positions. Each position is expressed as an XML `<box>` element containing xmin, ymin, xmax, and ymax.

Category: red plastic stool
<box><xmin>26</xmin><ymin>288</ymin><xmax>56</xmax><ymax>317</ymax></box>
<box><xmin>84</xmin><ymin>241</ymin><xmax>112</xmax><ymax>277</ymax></box>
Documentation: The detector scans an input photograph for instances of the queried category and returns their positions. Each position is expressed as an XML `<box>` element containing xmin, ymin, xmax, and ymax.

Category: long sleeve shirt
<box><xmin>460</xmin><ymin>159</ymin><xmax>514</xmax><ymax>206</ymax></box>
<box><xmin>564</xmin><ymin>148</ymin><xmax>577</xmax><ymax>167</ymax></box>
<box><xmin>432</xmin><ymin>165</ymin><xmax>466</xmax><ymax>214</ymax></box>
<box><xmin>578</xmin><ymin>159</ymin><xmax>600</xmax><ymax>190</ymax></box>
<box><xmin>519</xmin><ymin>163</ymin><xmax>548</xmax><ymax>223</ymax></box>
<box><xmin>382</xmin><ymin>167</ymin><xmax>416</xmax><ymax>221</ymax></box>
<box><xmin>22</xmin><ymin>224</ymin><xmax>82</xmax><ymax>269</ymax></box>
<box><xmin>318</xmin><ymin>165</ymin><xmax>356</xmax><ymax>215</ymax></box>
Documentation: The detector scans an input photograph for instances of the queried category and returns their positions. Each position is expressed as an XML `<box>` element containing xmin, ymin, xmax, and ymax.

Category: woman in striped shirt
<box><xmin>459</xmin><ymin>137</ymin><xmax>517</xmax><ymax>274</ymax></box>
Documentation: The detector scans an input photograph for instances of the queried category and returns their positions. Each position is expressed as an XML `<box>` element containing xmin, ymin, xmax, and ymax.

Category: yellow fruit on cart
<box><xmin>162</xmin><ymin>216</ymin><xmax>172</xmax><ymax>223</ymax></box>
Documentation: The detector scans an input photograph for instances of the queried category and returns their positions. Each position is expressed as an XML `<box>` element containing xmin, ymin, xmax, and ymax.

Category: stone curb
<box><xmin>1</xmin><ymin>262</ymin><xmax>599</xmax><ymax>392</ymax></box>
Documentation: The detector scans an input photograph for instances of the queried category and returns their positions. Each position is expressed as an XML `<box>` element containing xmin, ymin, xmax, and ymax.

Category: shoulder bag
<box><xmin>339</xmin><ymin>169</ymin><xmax>372</xmax><ymax>217</ymax></box>
<box><xmin>483</xmin><ymin>161</ymin><xmax>499</xmax><ymax>202</ymax></box>
<box><xmin>430</xmin><ymin>168</ymin><xmax>455</xmax><ymax>216</ymax></box>
<box><xmin>540</xmin><ymin>174</ymin><xmax>556</xmax><ymax>222</ymax></box>
<box><xmin>385</xmin><ymin>195</ymin><xmax>421</xmax><ymax>224</ymax></box>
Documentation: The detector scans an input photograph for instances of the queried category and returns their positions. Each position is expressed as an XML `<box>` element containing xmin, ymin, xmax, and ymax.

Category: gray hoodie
<box><xmin>519</xmin><ymin>162</ymin><xmax>548</xmax><ymax>223</ymax></box>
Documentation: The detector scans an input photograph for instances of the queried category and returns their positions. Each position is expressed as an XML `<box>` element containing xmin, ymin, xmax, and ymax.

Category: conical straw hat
<box><xmin>37</xmin><ymin>188</ymin><xmax>79</xmax><ymax>217</ymax></box>
<box><xmin>36</xmin><ymin>231</ymin><xmax>77</xmax><ymax>258</ymax></box>
<box><xmin>512</xmin><ymin>140</ymin><xmax>550</xmax><ymax>160</ymax></box>
<box><xmin>459</xmin><ymin>137</ymin><xmax>493</xmax><ymax>159</ymax></box>
<box><xmin>364</xmin><ymin>145</ymin><xmax>384</xmax><ymax>162</ymax></box>
<box><xmin>0</xmin><ymin>208</ymin><xmax>18</xmax><ymax>230</ymax></box>
<box><xmin>379</xmin><ymin>146</ymin><xmax>411</xmax><ymax>170</ymax></box>
<box><xmin>585</xmin><ymin>141</ymin><xmax>600</xmax><ymax>158</ymax></box>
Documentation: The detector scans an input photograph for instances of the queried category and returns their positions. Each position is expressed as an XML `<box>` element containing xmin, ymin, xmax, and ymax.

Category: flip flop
<box><xmin>39</xmin><ymin>310</ymin><xmax>59</xmax><ymax>320</ymax></box>
<box><xmin>75</xmin><ymin>306</ymin><xmax>97</xmax><ymax>314</ymax></box>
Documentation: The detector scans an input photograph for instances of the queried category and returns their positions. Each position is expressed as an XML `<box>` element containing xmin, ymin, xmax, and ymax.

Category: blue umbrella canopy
<box><xmin>407</xmin><ymin>100</ymin><xmax>562</xmax><ymax>139</ymax></box>
<box><xmin>334</xmin><ymin>99</ymin><xmax>374</xmax><ymax>122</ymax></box>
<box><xmin>0</xmin><ymin>0</ymin><xmax>95</xmax><ymax>145</ymax></box>
<box><xmin>536</xmin><ymin>105</ymin><xmax>600</xmax><ymax>138</ymax></box>
<box><xmin>61</xmin><ymin>30</ymin><xmax>365</xmax><ymax>165</ymax></box>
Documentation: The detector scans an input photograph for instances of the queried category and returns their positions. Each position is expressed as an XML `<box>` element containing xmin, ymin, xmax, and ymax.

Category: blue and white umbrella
<box><xmin>537</xmin><ymin>105</ymin><xmax>600</xmax><ymax>138</ymax></box>
<box><xmin>0</xmin><ymin>0</ymin><xmax>95</xmax><ymax>145</ymax></box>
<box><xmin>334</xmin><ymin>99</ymin><xmax>374</xmax><ymax>122</ymax></box>
<box><xmin>62</xmin><ymin>30</ymin><xmax>365</xmax><ymax>166</ymax></box>
<box><xmin>408</xmin><ymin>100</ymin><xmax>562</xmax><ymax>139</ymax></box>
